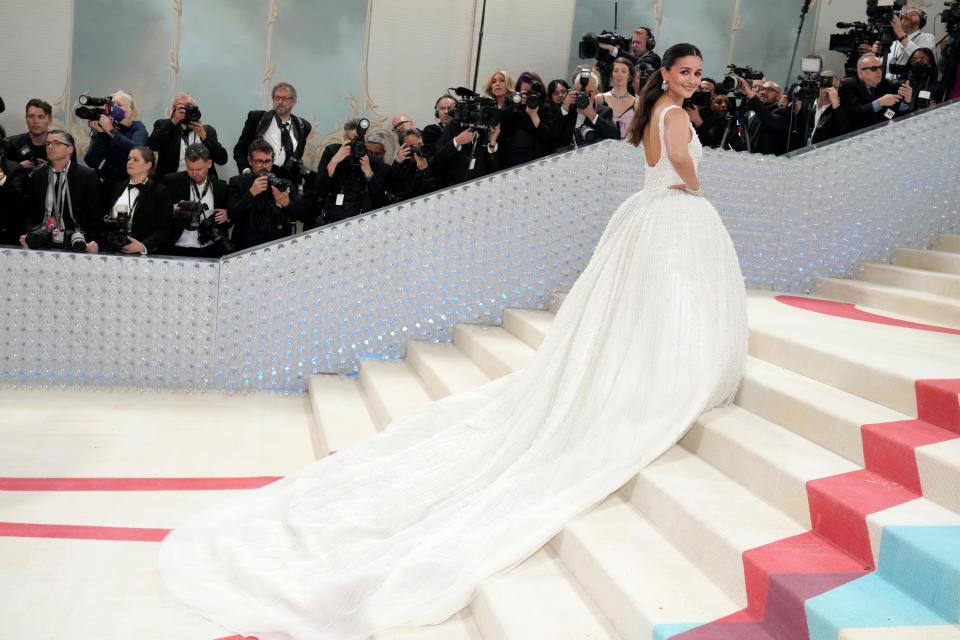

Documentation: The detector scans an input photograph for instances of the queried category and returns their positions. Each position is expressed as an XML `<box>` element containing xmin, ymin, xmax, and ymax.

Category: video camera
<box><xmin>350</xmin><ymin>118</ymin><xmax>371</xmax><ymax>159</ymax></box>
<box><xmin>173</xmin><ymin>200</ymin><xmax>233</xmax><ymax>253</ymax></box>
<box><xmin>719</xmin><ymin>65</ymin><xmax>765</xmax><ymax>93</ymax></box>
<box><xmin>75</xmin><ymin>95</ymin><xmax>125</xmax><ymax>123</ymax></box>
<box><xmin>578</xmin><ymin>30</ymin><xmax>632</xmax><ymax>88</ymax></box>
<box><xmin>682</xmin><ymin>89</ymin><xmax>713</xmax><ymax>111</ymax></box>
<box><xmin>866</xmin><ymin>0</ymin><xmax>907</xmax><ymax>25</ymax></box>
<box><xmin>944</xmin><ymin>0</ymin><xmax>960</xmax><ymax>31</ymax></box>
<box><xmin>448</xmin><ymin>87</ymin><xmax>501</xmax><ymax>130</ymax></box>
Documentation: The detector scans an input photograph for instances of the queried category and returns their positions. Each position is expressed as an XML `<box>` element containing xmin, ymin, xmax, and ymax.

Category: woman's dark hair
<box><xmin>626</xmin><ymin>43</ymin><xmax>702</xmax><ymax>147</ymax></box>
<box><xmin>130</xmin><ymin>146</ymin><xmax>156</xmax><ymax>174</ymax></box>
<box><xmin>547</xmin><ymin>79</ymin><xmax>570</xmax><ymax>105</ymax></box>
<box><xmin>908</xmin><ymin>47</ymin><xmax>939</xmax><ymax>81</ymax></box>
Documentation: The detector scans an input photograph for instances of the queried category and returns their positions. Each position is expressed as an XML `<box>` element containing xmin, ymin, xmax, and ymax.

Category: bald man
<box><xmin>148</xmin><ymin>94</ymin><xmax>228</xmax><ymax>180</ymax></box>
<box><xmin>839</xmin><ymin>54</ymin><xmax>913</xmax><ymax>132</ymax></box>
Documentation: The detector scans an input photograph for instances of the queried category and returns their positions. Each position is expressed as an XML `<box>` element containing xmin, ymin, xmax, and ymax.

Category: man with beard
<box><xmin>234</xmin><ymin>82</ymin><xmax>312</xmax><ymax>187</ymax></box>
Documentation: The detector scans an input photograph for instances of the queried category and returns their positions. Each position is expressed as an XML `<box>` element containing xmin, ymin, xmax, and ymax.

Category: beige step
<box><xmin>817</xmin><ymin>277</ymin><xmax>960</xmax><ymax>328</ymax></box>
<box><xmin>357</xmin><ymin>359</ymin><xmax>433</xmax><ymax>429</ymax></box>
<box><xmin>735</xmin><ymin>357</ymin><xmax>907</xmax><ymax>467</ymax></box>
<box><xmin>622</xmin><ymin>446</ymin><xmax>805</xmax><ymax>604</ymax></box>
<box><xmin>916</xmin><ymin>438</ymin><xmax>960</xmax><ymax>515</ymax></box>
<box><xmin>501</xmin><ymin>308</ymin><xmax>554</xmax><ymax>350</ymax></box>
<box><xmin>374</xmin><ymin>610</ymin><xmax>485</xmax><ymax>640</ymax></box>
<box><xmin>839</xmin><ymin>626</ymin><xmax>960</xmax><ymax>640</ymax></box>
<box><xmin>858</xmin><ymin>263</ymin><xmax>960</xmax><ymax>300</ymax></box>
<box><xmin>405</xmin><ymin>339</ymin><xmax>490</xmax><ymax>400</ymax></box>
<box><xmin>933</xmin><ymin>233</ymin><xmax>960</xmax><ymax>254</ymax></box>
<box><xmin>310</xmin><ymin>375</ymin><xmax>380</xmax><ymax>456</ymax></box>
<box><xmin>682</xmin><ymin>405</ymin><xmax>859</xmax><ymax>527</ymax></box>
<box><xmin>454</xmin><ymin>324</ymin><xmax>536</xmax><ymax>379</ymax></box>
<box><xmin>893</xmin><ymin>248</ymin><xmax>960</xmax><ymax>275</ymax></box>
<box><xmin>552</xmin><ymin>495</ymin><xmax>741</xmax><ymax>640</ymax></box>
<box><xmin>471</xmin><ymin>548</ymin><xmax>620</xmax><ymax>640</ymax></box>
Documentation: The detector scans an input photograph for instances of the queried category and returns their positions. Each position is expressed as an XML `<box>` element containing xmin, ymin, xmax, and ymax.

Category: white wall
<box><xmin>0</xmin><ymin>0</ymin><xmax>75</xmax><ymax>137</ymax></box>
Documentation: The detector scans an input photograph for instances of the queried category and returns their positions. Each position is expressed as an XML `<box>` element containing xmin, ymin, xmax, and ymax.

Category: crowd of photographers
<box><xmin>1</xmin><ymin>2</ymin><xmax>957</xmax><ymax>259</ymax></box>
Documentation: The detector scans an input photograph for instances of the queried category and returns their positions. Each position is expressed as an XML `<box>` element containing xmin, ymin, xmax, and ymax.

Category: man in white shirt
<box><xmin>885</xmin><ymin>7</ymin><xmax>937</xmax><ymax>80</ymax></box>
<box><xmin>233</xmin><ymin>82</ymin><xmax>313</xmax><ymax>187</ymax></box>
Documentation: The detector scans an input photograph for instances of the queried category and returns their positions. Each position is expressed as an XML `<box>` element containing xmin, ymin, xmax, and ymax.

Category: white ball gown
<box><xmin>159</xmin><ymin>104</ymin><xmax>748</xmax><ymax>639</ymax></box>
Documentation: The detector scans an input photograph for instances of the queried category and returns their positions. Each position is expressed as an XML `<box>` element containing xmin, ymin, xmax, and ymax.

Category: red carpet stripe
<box><xmin>0</xmin><ymin>522</ymin><xmax>170</xmax><ymax>542</ymax></box>
<box><xmin>0</xmin><ymin>477</ymin><xmax>282</xmax><ymax>491</ymax></box>
<box><xmin>916</xmin><ymin>379</ymin><xmax>960</xmax><ymax>433</ymax></box>
<box><xmin>775</xmin><ymin>295</ymin><xmax>960</xmax><ymax>336</ymax></box>
<box><xmin>861</xmin><ymin>419</ymin><xmax>959</xmax><ymax>493</ymax></box>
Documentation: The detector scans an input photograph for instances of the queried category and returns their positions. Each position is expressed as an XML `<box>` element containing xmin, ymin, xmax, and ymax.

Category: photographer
<box><xmin>899</xmin><ymin>48</ymin><xmax>941</xmax><ymax>110</ymax></box>
<box><xmin>309</xmin><ymin>119</ymin><xmax>388</xmax><ymax>225</ymax></box>
<box><xmin>82</xmin><ymin>90</ymin><xmax>148</xmax><ymax>186</ymax></box>
<box><xmin>551</xmin><ymin>67</ymin><xmax>620</xmax><ymax>149</ymax></box>
<box><xmin>161</xmin><ymin>143</ymin><xmax>231</xmax><ymax>258</ymax></box>
<box><xmin>6</xmin><ymin>99</ymin><xmax>76</xmax><ymax>169</ymax></box>
<box><xmin>233</xmin><ymin>82</ymin><xmax>312</xmax><ymax>187</ymax></box>
<box><xmin>432</xmin><ymin>98</ymin><xmax>502</xmax><ymax>188</ymax></box>
<box><xmin>18</xmin><ymin>130</ymin><xmax>100</xmax><ymax>253</ymax></box>
<box><xmin>839</xmin><ymin>54</ymin><xmax>913</xmax><ymax>131</ymax></box>
<box><xmin>738</xmin><ymin>80</ymin><xmax>792</xmax><ymax>155</ymax></box>
<box><xmin>802</xmin><ymin>72</ymin><xmax>851</xmax><ymax>146</ymax></box>
<box><xmin>599</xmin><ymin>27</ymin><xmax>662</xmax><ymax>71</ymax></box>
<box><xmin>148</xmin><ymin>95</ymin><xmax>229</xmax><ymax>181</ymax></box>
<box><xmin>228</xmin><ymin>138</ymin><xmax>310</xmax><ymax>250</ymax></box>
<box><xmin>483</xmin><ymin>71</ymin><xmax>515</xmax><ymax>108</ymax></box>
<box><xmin>423</xmin><ymin>95</ymin><xmax>456</xmax><ymax>153</ymax></box>
<box><xmin>691</xmin><ymin>94</ymin><xmax>738</xmax><ymax>149</ymax></box>
<box><xmin>498</xmin><ymin>71</ymin><xmax>555</xmax><ymax>168</ymax></box>
<box><xmin>98</xmin><ymin>146</ymin><xmax>172</xmax><ymax>254</ymax></box>
<box><xmin>885</xmin><ymin>7</ymin><xmax>937</xmax><ymax>80</ymax></box>
<box><xmin>385</xmin><ymin>129</ymin><xmax>437</xmax><ymax>203</ymax></box>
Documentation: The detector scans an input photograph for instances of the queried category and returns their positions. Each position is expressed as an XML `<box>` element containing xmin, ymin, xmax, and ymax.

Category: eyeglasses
<box><xmin>249</xmin><ymin>158</ymin><xmax>274</xmax><ymax>166</ymax></box>
<box><xmin>273</xmin><ymin>95</ymin><xmax>295</xmax><ymax>102</ymax></box>
<box><xmin>758</xmin><ymin>87</ymin><xmax>780</xmax><ymax>93</ymax></box>
<box><xmin>392</xmin><ymin>120</ymin><xmax>413</xmax><ymax>130</ymax></box>
<box><xmin>45</xmin><ymin>140</ymin><xmax>69</xmax><ymax>147</ymax></box>
<box><xmin>861</xmin><ymin>65</ymin><xmax>883</xmax><ymax>72</ymax></box>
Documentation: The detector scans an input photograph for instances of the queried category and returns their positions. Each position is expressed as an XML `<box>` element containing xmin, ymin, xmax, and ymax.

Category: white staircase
<box><xmin>305</xmin><ymin>234</ymin><xmax>960</xmax><ymax>640</ymax></box>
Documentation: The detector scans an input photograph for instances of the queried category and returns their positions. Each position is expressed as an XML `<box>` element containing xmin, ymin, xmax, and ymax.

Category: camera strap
<box><xmin>191</xmin><ymin>178</ymin><xmax>210</xmax><ymax>202</ymax></box>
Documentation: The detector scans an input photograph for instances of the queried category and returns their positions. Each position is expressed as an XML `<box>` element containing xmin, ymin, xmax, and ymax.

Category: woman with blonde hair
<box><xmin>83</xmin><ymin>89</ymin><xmax>148</xmax><ymax>186</ymax></box>
<box><xmin>483</xmin><ymin>69</ymin><xmax>515</xmax><ymax>107</ymax></box>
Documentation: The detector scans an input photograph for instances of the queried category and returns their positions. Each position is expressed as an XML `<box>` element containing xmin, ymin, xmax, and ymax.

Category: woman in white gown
<box><xmin>159</xmin><ymin>43</ymin><xmax>747</xmax><ymax>640</ymax></box>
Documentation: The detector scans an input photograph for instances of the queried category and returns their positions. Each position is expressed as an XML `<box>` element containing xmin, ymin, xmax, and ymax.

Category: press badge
<box><xmin>336</xmin><ymin>193</ymin><xmax>345</xmax><ymax>206</ymax></box>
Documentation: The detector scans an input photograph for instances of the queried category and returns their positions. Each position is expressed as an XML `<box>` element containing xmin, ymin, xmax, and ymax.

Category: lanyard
<box><xmin>191</xmin><ymin>178</ymin><xmax>210</xmax><ymax>202</ymax></box>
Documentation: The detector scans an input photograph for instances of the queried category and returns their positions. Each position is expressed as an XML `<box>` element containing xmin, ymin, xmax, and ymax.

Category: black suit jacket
<box><xmin>147</xmin><ymin>119</ymin><xmax>228</xmax><ymax>180</ymax></box>
<box><xmin>549</xmin><ymin>104</ymin><xmax>620</xmax><ymax>150</ymax></box>
<box><xmin>159</xmin><ymin>171</ymin><xmax>230</xmax><ymax>251</ymax></box>
<box><xmin>1</xmin><ymin>159</ymin><xmax>29</xmax><ymax>245</ymax></box>
<box><xmin>432</xmin><ymin>123</ymin><xmax>502</xmax><ymax>189</ymax></box>
<box><xmin>421</xmin><ymin>123</ymin><xmax>444</xmax><ymax>154</ymax></box>
<box><xmin>101</xmin><ymin>179</ymin><xmax>172</xmax><ymax>254</ymax></box>
<box><xmin>498</xmin><ymin>105</ymin><xmax>555</xmax><ymax>169</ymax></box>
<box><xmin>233</xmin><ymin>110</ymin><xmax>312</xmax><ymax>175</ymax></box>
<box><xmin>27</xmin><ymin>162</ymin><xmax>102</xmax><ymax>239</ymax></box>
<box><xmin>227</xmin><ymin>173</ymin><xmax>311</xmax><ymax>251</ymax></box>
<box><xmin>6</xmin><ymin>133</ymin><xmax>78</xmax><ymax>166</ymax></box>
<box><xmin>308</xmin><ymin>144</ymin><xmax>388</xmax><ymax>224</ymax></box>
<box><xmin>809</xmin><ymin>104</ymin><xmax>851</xmax><ymax>145</ymax></box>
<box><xmin>746</xmin><ymin>97</ymin><xmax>791</xmax><ymax>155</ymax></box>
<box><xmin>838</xmin><ymin>77</ymin><xmax>910</xmax><ymax>132</ymax></box>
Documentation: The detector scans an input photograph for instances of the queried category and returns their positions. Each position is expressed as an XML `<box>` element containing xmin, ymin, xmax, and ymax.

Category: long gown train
<box><xmin>159</xmin><ymin>104</ymin><xmax>748</xmax><ymax>639</ymax></box>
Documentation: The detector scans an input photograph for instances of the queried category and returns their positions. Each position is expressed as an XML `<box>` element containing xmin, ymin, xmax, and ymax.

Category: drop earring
<box><xmin>661</xmin><ymin>79</ymin><xmax>669</xmax><ymax>91</ymax></box>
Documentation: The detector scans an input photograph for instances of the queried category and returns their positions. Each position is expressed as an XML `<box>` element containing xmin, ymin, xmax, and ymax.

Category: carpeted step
<box><xmin>501</xmin><ymin>308</ymin><xmax>555</xmax><ymax>350</ymax></box>
<box><xmin>357</xmin><ymin>359</ymin><xmax>433</xmax><ymax>429</ymax></box>
<box><xmin>816</xmin><ymin>278</ymin><xmax>960</xmax><ymax>328</ymax></box>
<box><xmin>893</xmin><ymin>248</ymin><xmax>960</xmax><ymax>275</ymax></box>
<box><xmin>307</xmin><ymin>374</ymin><xmax>379</xmax><ymax>455</ymax></box>
<box><xmin>405</xmin><ymin>339</ymin><xmax>491</xmax><ymax>400</ymax></box>
<box><xmin>454</xmin><ymin>324</ymin><xmax>536</xmax><ymax>379</ymax></box>
<box><xmin>857</xmin><ymin>263</ymin><xmax>960</xmax><ymax>300</ymax></box>
<box><xmin>933</xmin><ymin>234</ymin><xmax>960</xmax><ymax>254</ymax></box>
<box><xmin>374</xmin><ymin>611</ymin><xmax>484</xmax><ymax>639</ymax></box>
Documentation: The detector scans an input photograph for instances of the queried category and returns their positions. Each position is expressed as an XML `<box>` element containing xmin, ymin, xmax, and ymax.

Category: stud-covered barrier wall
<box><xmin>2</xmin><ymin>103</ymin><xmax>958</xmax><ymax>391</ymax></box>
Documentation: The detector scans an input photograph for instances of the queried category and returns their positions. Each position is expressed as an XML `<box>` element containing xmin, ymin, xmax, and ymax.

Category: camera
<box><xmin>509</xmin><ymin>84</ymin><xmax>544</xmax><ymax>111</ymax></box>
<box><xmin>24</xmin><ymin>219</ymin><xmax>87</xmax><ymax>252</ymax></box>
<box><xmin>578</xmin><ymin>30</ymin><xmax>631</xmax><ymax>86</ymax></box>
<box><xmin>719</xmin><ymin>65</ymin><xmax>764</xmax><ymax>93</ymax></box>
<box><xmin>350</xmin><ymin>118</ymin><xmax>371</xmax><ymax>159</ymax></box>
<box><xmin>75</xmin><ymin>95</ymin><xmax>126</xmax><ymax>122</ymax></box>
<box><xmin>182</xmin><ymin>103</ymin><xmax>201</xmax><ymax>123</ymax></box>
<box><xmin>866</xmin><ymin>0</ymin><xmax>906</xmax><ymax>24</ymax></box>
<box><xmin>281</xmin><ymin>156</ymin><xmax>312</xmax><ymax>177</ymax></box>
<box><xmin>173</xmin><ymin>200</ymin><xmax>233</xmax><ymax>253</ymax></box>
<box><xmin>408</xmin><ymin>144</ymin><xmax>433</xmax><ymax>160</ymax></box>
<box><xmin>682</xmin><ymin>88</ymin><xmax>714</xmax><ymax>110</ymax></box>
<box><xmin>102</xmin><ymin>210</ymin><xmax>132</xmax><ymax>253</ymax></box>
<box><xmin>944</xmin><ymin>0</ymin><xmax>960</xmax><ymax>31</ymax></box>
<box><xmin>449</xmin><ymin>88</ymin><xmax>501</xmax><ymax>130</ymax></box>
<box><xmin>574</xmin><ymin>69</ymin><xmax>593</xmax><ymax>110</ymax></box>
<box><xmin>265</xmin><ymin>173</ymin><xmax>292</xmax><ymax>192</ymax></box>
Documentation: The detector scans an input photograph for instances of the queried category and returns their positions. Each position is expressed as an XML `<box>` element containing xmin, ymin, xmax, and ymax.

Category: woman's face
<box><xmin>551</xmin><ymin>84</ymin><xmax>568</xmax><ymax>105</ymax></box>
<box><xmin>112</xmin><ymin>93</ymin><xmax>133</xmax><ymax>125</ymax></box>
<box><xmin>611</xmin><ymin>63</ymin><xmax>630</xmax><ymax>88</ymax></box>
<box><xmin>127</xmin><ymin>150</ymin><xmax>151</xmax><ymax>177</ymax></box>
<box><xmin>662</xmin><ymin>55</ymin><xmax>703</xmax><ymax>99</ymax></box>
<box><xmin>711</xmin><ymin>96</ymin><xmax>728</xmax><ymax>117</ymax></box>
<box><xmin>490</xmin><ymin>73</ymin><xmax>507</xmax><ymax>96</ymax></box>
<box><xmin>910</xmin><ymin>51</ymin><xmax>933</xmax><ymax>68</ymax></box>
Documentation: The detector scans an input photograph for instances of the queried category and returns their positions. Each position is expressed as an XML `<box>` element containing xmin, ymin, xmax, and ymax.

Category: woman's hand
<box><xmin>121</xmin><ymin>237</ymin><xmax>146</xmax><ymax>254</ymax></box>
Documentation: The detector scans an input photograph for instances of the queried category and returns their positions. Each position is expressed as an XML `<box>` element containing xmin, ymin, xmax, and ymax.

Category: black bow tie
<box><xmin>127</xmin><ymin>183</ymin><xmax>141</xmax><ymax>191</ymax></box>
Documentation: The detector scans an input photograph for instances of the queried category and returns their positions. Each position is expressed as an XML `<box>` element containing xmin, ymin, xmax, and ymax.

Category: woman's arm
<box><xmin>663</xmin><ymin>108</ymin><xmax>701</xmax><ymax>191</ymax></box>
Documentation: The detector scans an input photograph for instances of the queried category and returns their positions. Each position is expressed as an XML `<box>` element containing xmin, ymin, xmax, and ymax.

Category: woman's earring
<box><xmin>661</xmin><ymin>80</ymin><xmax>669</xmax><ymax>91</ymax></box>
